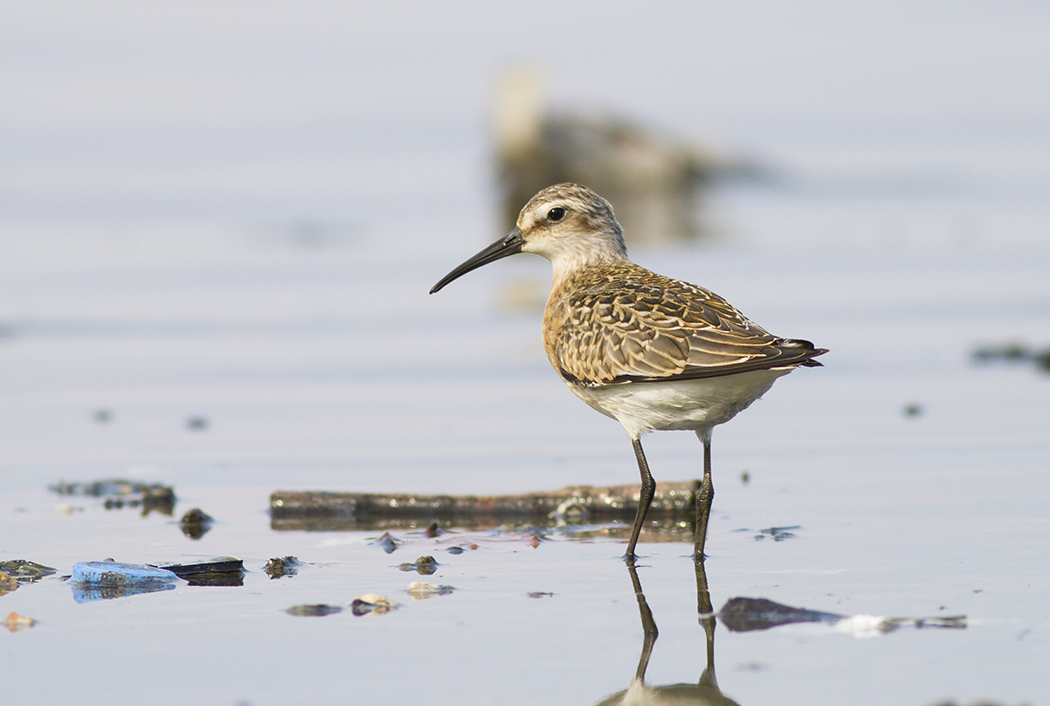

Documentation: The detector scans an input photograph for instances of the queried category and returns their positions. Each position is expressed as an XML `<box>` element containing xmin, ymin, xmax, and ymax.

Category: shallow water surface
<box><xmin>3</xmin><ymin>4</ymin><xmax>1050</xmax><ymax>702</ymax></box>
<box><xmin>1</xmin><ymin>221</ymin><xmax>1048</xmax><ymax>705</ymax></box>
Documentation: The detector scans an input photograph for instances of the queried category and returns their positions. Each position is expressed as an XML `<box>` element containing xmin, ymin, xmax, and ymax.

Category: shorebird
<box><xmin>492</xmin><ymin>67</ymin><xmax>763</xmax><ymax>244</ymax></box>
<box><xmin>430</xmin><ymin>183</ymin><xmax>826</xmax><ymax>563</ymax></box>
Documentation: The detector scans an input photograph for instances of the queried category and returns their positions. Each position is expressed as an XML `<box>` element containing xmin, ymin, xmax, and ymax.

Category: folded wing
<box><xmin>546</xmin><ymin>267</ymin><xmax>826</xmax><ymax>386</ymax></box>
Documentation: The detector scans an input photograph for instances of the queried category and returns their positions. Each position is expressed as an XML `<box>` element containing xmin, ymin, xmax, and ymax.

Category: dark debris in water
<box><xmin>399</xmin><ymin>556</ymin><xmax>438</xmax><ymax>575</ymax></box>
<box><xmin>719</xmin><ymin>596</ymin><xmax>967</xmax><ymax>636</ymax></box>
<box><xmin>754</xmin><ymin>525</ymin><xmax>800</xmax><ymax>542</ymax></box>
<box><xmin>186</xmin><ymin>416</ymin><xmax>209</xmax><ymax>430</ymax></box>
<box><xmin>444</xmin><ymin>543</ymin><xmax>480</xmax><ymax>554</ymax></box>
<box><xmin>50</xmin><ymin>478</ymin><xmax>176</xmax><ymax>517</ymax></box>
<box><xmin>0</xmin><ymin>560</ymin><xmax>57</xmax><ymax>582</ymax></box>
<box><xmin>179</xmin><ymin>508</ymin><xmax>215</xmax><ymax>540</ymax></box>
<box><xmin>373</xmin><ymin>532</ymin><xmax>401</xmax><ymax>554</ymax></box>
<box><xmin>155</xmin><ymin>557</ymin><xmax>245</xmax><ymax>587</ymax></box>
<box><xmin>720</xmin><ymin>597</ymin><xmax>840</xmax><ymax>632</ymax></box>
<box><xmin>902</xmin><ymin>403</ymin><xmax>923</xmax><ymax>418</ymax></box>
<box><xmin>972</xmin><ymin>341</ymin><xmax>1050</xmax><ymax>374</ymax></box>
<box><xmin>286</xmin><ymin>604</ymin><xmax>343</xmax><ymax>617</ymax></box>
<box><xmin>928</xmin><ymin>697</ymin><xmax>1016</xmax><ymax>701</ymax></box>
<box><xmin>264</xmin><ymin>556</ymin><xmax>301</xmax><ymax>579</ymax></box>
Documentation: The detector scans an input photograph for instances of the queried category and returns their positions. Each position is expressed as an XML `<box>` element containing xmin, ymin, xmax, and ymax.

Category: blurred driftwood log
<box><xmin>270</xmin><ymin>480</ymin><xmax>699</xmax><ymax>532</ymax></box>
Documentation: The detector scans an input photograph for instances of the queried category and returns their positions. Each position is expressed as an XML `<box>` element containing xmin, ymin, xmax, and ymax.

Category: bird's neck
<box><xmin>547</xmin><ymin>242</ymin><xmax>628</xmax><ymax>291</ymax></box>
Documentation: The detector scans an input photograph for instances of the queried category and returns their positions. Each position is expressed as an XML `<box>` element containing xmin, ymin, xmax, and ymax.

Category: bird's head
<box><xmin>430</xmin><ymin>183</ymin><xmax>627</xmax><ymax>294</ymax></box>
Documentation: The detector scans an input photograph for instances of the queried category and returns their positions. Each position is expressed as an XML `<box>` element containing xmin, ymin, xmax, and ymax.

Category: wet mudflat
<box><xmin>1</xmin><ymin>215</ymin><xmax>1048</xmax><ymax>705</ymax></box>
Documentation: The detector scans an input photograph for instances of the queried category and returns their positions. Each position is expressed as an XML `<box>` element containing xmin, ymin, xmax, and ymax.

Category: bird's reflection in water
<box><xmin>593</xmin><ymin>558</ymin><xmax>740</xmax><ymax>706</ymax></box>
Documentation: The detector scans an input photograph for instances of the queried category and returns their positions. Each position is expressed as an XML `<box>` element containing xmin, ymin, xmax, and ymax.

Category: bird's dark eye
<box><xmin>547</xmin><ymin>207</ymin><xmax>566</xmax><ymax>222</ymax></box>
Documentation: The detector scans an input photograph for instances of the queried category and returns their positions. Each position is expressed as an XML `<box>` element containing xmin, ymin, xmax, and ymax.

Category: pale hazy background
<box><xmin>3</xmin><ymin>1</ymin><xmax>1048</xmax><ymax>246</ymax></box>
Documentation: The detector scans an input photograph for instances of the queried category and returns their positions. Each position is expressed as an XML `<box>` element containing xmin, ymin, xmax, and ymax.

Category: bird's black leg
<box><xmin>626</xmin><ymin>437</ymin><xmax>656</xmax><ymax>564</ymax></box>
<box><xmin>694</xmin><ymin>554</ymin><xmax>719</xmax><ymax>690</ymax></box>
<box><xmin>627</xmin><ymin>560</ymin><xmax>658</xmax><ymax>682</ymax></box>
<box><xmin>694</xmin><ymin>429</ymin><xmax>714</xmax><ymax>562</ymax></box>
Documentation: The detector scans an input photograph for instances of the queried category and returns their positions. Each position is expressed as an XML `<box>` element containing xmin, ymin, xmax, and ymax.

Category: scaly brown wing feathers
<box><xmin>543</xmin><ymin>263</ymin><xmax>826</xmax><ymax>386</ymax></box>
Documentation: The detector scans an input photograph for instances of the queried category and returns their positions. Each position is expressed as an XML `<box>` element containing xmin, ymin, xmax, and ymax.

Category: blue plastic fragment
<box><xmin>68</xmin><ymin>560</ymin><xmax>185</xmax><ymax>603</ymax></box>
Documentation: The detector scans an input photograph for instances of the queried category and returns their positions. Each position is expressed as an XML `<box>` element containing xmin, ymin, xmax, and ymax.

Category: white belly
<box><xmin>568</xmin><ymin>368</ymin><xmax>792</xmax><ymax>439</ymax></box>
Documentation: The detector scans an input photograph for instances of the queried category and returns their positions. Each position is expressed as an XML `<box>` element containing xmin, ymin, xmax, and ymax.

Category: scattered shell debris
<box><xmin>3</xmin><ymin>612</ymin><xmax>36</xmax><ymax>632</ymax></box>
<box><xmin>49</xmin><ymin>478</ymin><xmax>176</xmax><ymax>516</ymax></box>
<box><xmin>407</xmin><ymin>582</ymin><xmax>455</xmax><ymax>600</ymax></box>
<box><xmin>351</xmin><ymin>594</ymin><xmax>399</xmax><ymax>617</ymax></box>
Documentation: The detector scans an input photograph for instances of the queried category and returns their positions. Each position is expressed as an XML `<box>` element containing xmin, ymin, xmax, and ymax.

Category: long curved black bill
<box><xmin>429</xmin><ymin>228</ymin><xmax>525</xmax><ymax>294</ymax></box>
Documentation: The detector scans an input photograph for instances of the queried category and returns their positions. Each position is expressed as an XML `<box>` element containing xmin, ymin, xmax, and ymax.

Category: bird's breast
<box><xmin>563</xmin><ymin>368</ymin><xmax>790</xmax><ymax>439</ymax></box>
